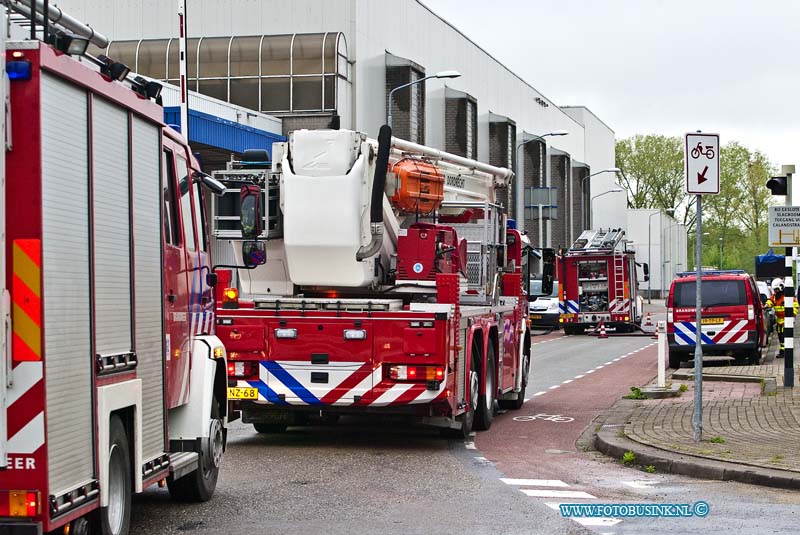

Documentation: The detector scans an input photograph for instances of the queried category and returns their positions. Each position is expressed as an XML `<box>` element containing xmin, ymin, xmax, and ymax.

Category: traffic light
<box><xmin>766</xmin><ymin>176</ymin><xmax>787</xmax><ymax>196</ymax></box>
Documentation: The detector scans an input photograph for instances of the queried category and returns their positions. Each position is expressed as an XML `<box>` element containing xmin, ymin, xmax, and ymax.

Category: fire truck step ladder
<box><xmin>613</xmin><ymin>251</ymin><xmax>625</xmax><ymax>303</ymax></box>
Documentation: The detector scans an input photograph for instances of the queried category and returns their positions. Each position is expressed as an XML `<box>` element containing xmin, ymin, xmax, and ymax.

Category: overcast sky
<box><xmin>425</xmin><ymin>0</ymin><xmax>799</xmax><ymax>169</ymax></box>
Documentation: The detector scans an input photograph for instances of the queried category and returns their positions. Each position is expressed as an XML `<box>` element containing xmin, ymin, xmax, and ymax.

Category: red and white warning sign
<box><xmin>685</xmin><ymin>133</ymin><xmax>720</xmax><ymax>195</ymax></box>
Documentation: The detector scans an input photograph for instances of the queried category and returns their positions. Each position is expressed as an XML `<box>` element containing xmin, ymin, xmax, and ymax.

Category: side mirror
<box><xmin>643</xmin><ymin>262</ymin><xmax>650</xmax><ymax>282</ymax></box>
<box><xmin>540</xmin><ymin>248</ymin><xmax>555</xmax><ymax>296</ymax></box>
<box><xmin>240</xmin><ymin>184</ymin><xmax>262</xmax><ymax>239</ymax></box>
<box><xmin>194</xmin><ymin>171</ymin><xmax>226</xmax><ymax>196</ymax></box>
<box><xmin>242</xmin><ymin>241</ymin><xmax>267</xmax><ymax>268</ymax></box>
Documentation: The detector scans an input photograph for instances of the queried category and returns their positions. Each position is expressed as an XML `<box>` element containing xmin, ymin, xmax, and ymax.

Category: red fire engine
<box><xmin>558</xmin><ymin>229</ymin><xmax>647</xmax><ymax>334</ymax></box>
<box><xmin>0</xmin><ymin>4</ymin><xmax>228</xmax><ymax>534</ymax></box>
<box><xmin>213</xmin><ymin>126</ymin><xmax>554</xmax><ymax>437</ymax></box>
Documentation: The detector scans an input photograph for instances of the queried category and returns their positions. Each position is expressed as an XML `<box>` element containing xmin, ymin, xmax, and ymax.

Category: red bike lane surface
<box><xmin>476</xmin><ymin>343</ymin><xmax>658</xmax><ymax>481</ymax></box>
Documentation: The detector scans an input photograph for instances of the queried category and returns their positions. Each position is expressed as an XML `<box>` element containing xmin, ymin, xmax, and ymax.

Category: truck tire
<box><xmin>101</xmin><ymin>416</ymin><xmax>131</xmax><ymax>535</ymax></box>
<box><xmin>475</xmin><ymin>343</ymin><xmax>496</xmax><ymax>431</ymax></box>
<box><xmin>668</xmin><ymin>350</ymin><xmax>682</xmax><ymax>369</ymax></box>
<box><xmin>168</xmin><ymin>400</ymin><xmax>223</xmax><ymax>502</ymax></box>
<box><xmin>441</xmin><ymin>339</ymin><xmax>479</xmax><ymax>439</ymax></box>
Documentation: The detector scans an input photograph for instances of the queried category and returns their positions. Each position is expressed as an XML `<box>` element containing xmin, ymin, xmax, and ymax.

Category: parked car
<box><xmin>666</xmin><ymin>270</ymin><xmax>768</xmax><ymax>368</ymax></box>
<box><xmin>756</xmin><ymin>280</ymin><xmax>776</xmax><ymax>335</ymax></box>
<box><xmin>529</xmin><ymin>279</ymin><xmax>561</xmax><ymax>329</ymax></box>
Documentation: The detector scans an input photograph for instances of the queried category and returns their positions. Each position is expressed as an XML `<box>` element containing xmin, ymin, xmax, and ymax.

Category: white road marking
<box><xmin>524</xmin><ymin>398</ymin><xmax>530</xmax><ymax>403</ymax></box>
<box><xmin>522</xmin><ymin>489</ymin><xmax>597</xmax><ymax>499</ymax></box>
<box><xmin>465</xmin><ymin>442</ymin><xmax>476</xmax><ymax>450</ymax></box>
<box><xmin>594</xmin><ymin>365</ymin><xmax>605</xmax><ymax>369</ymax></box>
<box><xmin>574</xmin><ymin>374</ymin><xmax>585</xmax><ymax>379</ymax></box>
<box><xmin>562</xmin><ymin>379</ymin><xmax>573</xmax><ymax>384</ymax></box>
<box><xmin>612</xmin><ymin>358</ymin><xmax>620</xmax><ymax>362</ymax></box>
<box><xmin>500</xmin><ymin>478</ymin><xmax>569</xmax><ymax>487</ymax></box>
<box><xmin>533</xmin><ymin>391</ymin><xmax>546</xmax><ymax>397</ymax></box>
<box><xmin>548</xmin><ymin>385</ymin><xmax>560</xmax><ymax>390</ymax></box>
<box><xmin>585</xmin><ymin>369</ymin><xmax>596</xmax><ymax>374</ymax></box>
<box><xmin>604</xmin><ymin>361</ymin><xmax>613</xmax><ymax>365</ymax></box>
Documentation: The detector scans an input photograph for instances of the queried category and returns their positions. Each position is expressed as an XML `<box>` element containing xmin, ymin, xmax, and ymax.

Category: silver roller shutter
<box><xmin>41</xmin><ymin>74</ymin><xmax>95</xmax><ymax>495</ymax></box>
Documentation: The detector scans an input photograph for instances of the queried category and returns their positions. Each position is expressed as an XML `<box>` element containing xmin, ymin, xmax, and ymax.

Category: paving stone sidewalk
<box><xmin>623</xmin><ymin>355</ymin><xmax>800</xmax><ymax>474</ymax></box>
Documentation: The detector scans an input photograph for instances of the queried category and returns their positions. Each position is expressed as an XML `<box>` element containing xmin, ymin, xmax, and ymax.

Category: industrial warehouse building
<box><xmin>60</xmin><ymin>0</ymin><xmax>624</xmax><ymax>254</ymax></box>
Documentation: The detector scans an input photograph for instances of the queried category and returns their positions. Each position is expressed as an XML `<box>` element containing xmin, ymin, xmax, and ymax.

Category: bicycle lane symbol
<box><xmin>513</xmin><ymin>413</ymin><xmax>574</xmax><ymax>423</ymax></box>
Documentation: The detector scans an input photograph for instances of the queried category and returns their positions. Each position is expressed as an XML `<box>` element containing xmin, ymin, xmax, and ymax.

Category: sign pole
<box><xmin>693</xmin><ymin>194</ymin><xmax>703</xmax><ymax>442</ymax></box>
<box><xmin>785</xmin><ymin>170</ymin><xmax>794</xmax><ymax>388</ymax></box>
<box><xmin>178</xmin><ymin>0</ymin><xmax>189</xmax><ymax>138</ymax></box>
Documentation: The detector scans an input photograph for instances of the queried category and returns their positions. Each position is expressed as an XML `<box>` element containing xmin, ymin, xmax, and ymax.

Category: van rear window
<box><xmin>673</xmin><ymin>280</ymin><xmax>747</xmax><ymax>308</ymax></box>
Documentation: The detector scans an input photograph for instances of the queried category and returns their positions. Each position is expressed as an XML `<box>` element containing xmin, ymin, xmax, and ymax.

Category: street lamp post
<box><xmin>514</xmin><ymin>130</ymin><xmax>569</xmax><ymax>235</ymax></box>
<box><xmin>590</xmin><ymin>188</ymin><xmax>623</xmax><ymax>220</ymax></box>
<box><xmin>718</xmin><ymin>237</ymin><xmax>724</xmax><ymax>269</ymax></box>
<box><xmin>387</xmin><ymin>70</ymin><xmax>461</xmax><ymax>130</ymax></box>
<box><xmin>581</xmin><ymin>167</ymin><xmax>620</xmax><ymax>229</ymax></box>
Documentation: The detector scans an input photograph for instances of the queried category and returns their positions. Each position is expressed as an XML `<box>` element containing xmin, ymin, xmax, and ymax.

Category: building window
<box><xmin>386</xmin><ymin>53</ymin><xmax>426</xmax><ymax>143</ymax></box>
<box><xmin>445</xmin><ymin>87</ymin><xmax>478</xmax><ymax>159</ymax></box>
<box><xmin>100</xmin><ymin>33</ymin><xmax>349</xmax><ymax>116</ymax></box>
<box><xmin>488</xmin><ymin>114</ymin><xmax>516</xmax><ymax>211</ymax></box>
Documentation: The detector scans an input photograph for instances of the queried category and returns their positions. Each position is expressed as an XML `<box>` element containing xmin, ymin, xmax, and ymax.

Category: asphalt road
<box><xmin>129</xmin><ymin>318</ymin><xmax>800</xmax><ymax>535</ymax></box>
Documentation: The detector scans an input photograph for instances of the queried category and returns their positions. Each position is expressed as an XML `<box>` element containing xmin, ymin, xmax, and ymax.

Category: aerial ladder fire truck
<box><xmin>214</xmin><ymin>125</ymin><xmax>554</xmax><ymax>438</ymax></box>
<box><xmin>0</xmin><ymin>2</ymin><xmax>228</xmax><ymax>534</ymax></box>
<box><xmin>557</xmin><ymin>228</ymin><xmax>647</xmax><ymax>334</ymax></box>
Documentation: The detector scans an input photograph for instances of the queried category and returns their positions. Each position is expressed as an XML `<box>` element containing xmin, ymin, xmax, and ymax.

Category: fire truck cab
<box><xmin>558</xmin><ymin>229</ymin><xmax>646</xmax><ymax>334</ymax></box>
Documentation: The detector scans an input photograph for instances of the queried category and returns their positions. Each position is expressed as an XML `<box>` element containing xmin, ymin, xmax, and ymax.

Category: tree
<box><xmin>616</xmin><ymin>134</ymin><xmax>775</xmax><ymax>271</ymax></box>
<box><xmin>615</xmin><ymin>135</ymin><xmax>685</xmax><ymax>212</ymax></box>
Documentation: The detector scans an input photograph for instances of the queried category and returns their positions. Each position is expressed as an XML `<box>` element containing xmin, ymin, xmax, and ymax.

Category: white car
<box><xmin>529</xmin><ymin>280</ymin><xmax>561</xmax><ymax>329</ymax></box>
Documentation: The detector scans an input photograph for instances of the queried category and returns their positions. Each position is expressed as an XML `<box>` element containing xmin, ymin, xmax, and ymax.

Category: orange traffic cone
<box><xmin>599</xmin><ymin>321</ymin><xmax>608</xmax><ymax>339</ymax></box>
<box><xmin>643</xmin><ymin>312</ymin><xmax>653</xmax><ymax>329</ymax></box>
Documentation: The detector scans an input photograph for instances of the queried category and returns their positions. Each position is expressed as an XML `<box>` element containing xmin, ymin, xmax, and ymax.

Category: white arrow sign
<box><xmin>685</xmin><ymin>133</ymin><xmax>720</xmax><ymax>195</ymax></box>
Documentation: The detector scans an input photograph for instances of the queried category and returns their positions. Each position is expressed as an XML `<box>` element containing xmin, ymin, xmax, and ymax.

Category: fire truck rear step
<box><xmin>168</xmin><ymin>452</ymin><xmax>200</xmax><ymax>481</ymax></box>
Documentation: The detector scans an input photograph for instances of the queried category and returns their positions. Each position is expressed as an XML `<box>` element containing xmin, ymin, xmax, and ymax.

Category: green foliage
<box><xmin>644</xmin><ymin>465</ymin><xmax>656</xmax><ymax>473</ymax></box>
<box><xmin>679</xmin><ymin>383</ymin><xmax>688</xmax><ymax>392</ymax></box>
<box><xmin>623</xmin><ymin>386</ymin><xmax>647</xmax><ymax>400</ymax></box>
<box><xmin>616</xmin><ymin>135</ymin><xmax>776</xmax><ymax>271</ymax></box>
<box><xmin>709</xmin><ymin>436</ymin><xmax>726</xmax><ymax>444</ymax></box>
<box><xmin>622</xmin><ymin>451</ymin><xmax>636</xmax><ymax>465</ymax></box>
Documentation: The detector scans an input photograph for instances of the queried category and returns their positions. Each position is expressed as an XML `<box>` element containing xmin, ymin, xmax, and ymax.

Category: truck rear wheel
<box><xmin>101</xmin><ymin>416</ymin><xmax>131</xmax><ymax>535</ymax></box>
<box><xmin>475</xmin><ymin>343</ymin><xmax>496</xmax><ymax>431</ymax></box>
<box><xmin>168</xmin><ymin>400</ymin><xmax>223</xmax><ymax>502</ymax></box>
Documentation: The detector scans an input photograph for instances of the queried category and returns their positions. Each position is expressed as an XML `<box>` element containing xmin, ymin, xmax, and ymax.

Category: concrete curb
<box><xmin>671</xmin><ymin>370</ymin><xmax>769</xmax><ymax>383</ymax></box>
<box><xmin>594</xmin><ymin>399</ymin><xmax>800</xmax><ymax>491</ymax></box>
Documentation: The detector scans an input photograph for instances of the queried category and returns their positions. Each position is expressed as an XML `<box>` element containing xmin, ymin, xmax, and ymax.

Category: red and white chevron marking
<box><xmin>5</xmin><ymin>362</ymin><xmax>45</xmax><ymax>454</ymax></box>
<box><xmin>609</xmin><ymin>298</ymin><xmax>630</xmax><ymax>314</ymax></box>
<box><xmin>674</xmin><ymin>319</ymin><xmax>749</xmax><ymax>346</ymax></box>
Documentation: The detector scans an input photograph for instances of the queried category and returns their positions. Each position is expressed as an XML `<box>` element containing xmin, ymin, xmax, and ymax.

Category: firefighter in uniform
<box><xmin>766</xmin><ymin>278</ymin><xmax>798</xmax><ymax>358</ymax></box>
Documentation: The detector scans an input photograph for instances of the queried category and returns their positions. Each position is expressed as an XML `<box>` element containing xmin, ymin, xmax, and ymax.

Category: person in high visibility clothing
<box><xmin>765</xmin><ymin>278</ymin><xmax>798</xmax><ymax>358</ymax></box>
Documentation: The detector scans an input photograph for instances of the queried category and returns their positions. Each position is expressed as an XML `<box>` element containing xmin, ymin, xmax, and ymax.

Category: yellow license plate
<box><xmin>531</xmin><ymin>315</ymin><xmax>543</xmax><ymax>319</ymax></box>
<box><xmin>701</xmin><ymin>317</ymin><xmax>724</xmax><ymax>325</ymax></box>
<box><xmin>227</xmin><ymin>387</ymin><xmax>259</xmax><ymax>400</ymax></box>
